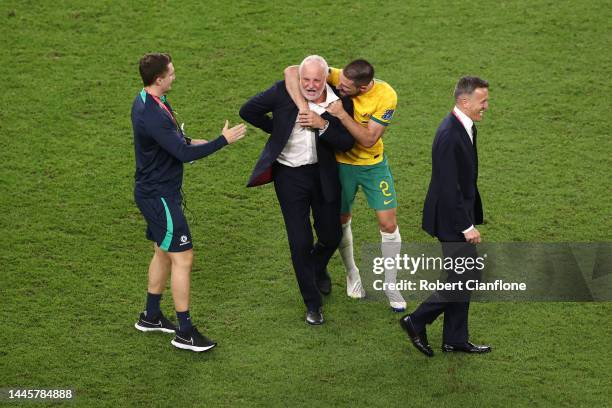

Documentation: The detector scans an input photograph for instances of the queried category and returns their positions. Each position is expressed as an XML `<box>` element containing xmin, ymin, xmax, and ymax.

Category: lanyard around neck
<box><xmin>149</xmin><ymin>93</ymin><xmax>176</xmax><ymax>124</ymax></box>
<box><xmin>143</xmin><ymin>90</ymin><xmax>183</xmax><ymax>135</ymax></box>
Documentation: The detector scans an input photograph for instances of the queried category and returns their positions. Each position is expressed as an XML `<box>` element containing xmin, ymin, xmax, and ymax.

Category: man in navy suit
<box><xmin>400</xmin><ymin>76</ymin><xmax>492</xmax><ymax>356</ymax></box>
<box><xmin>239</xmin><ymin>55</ymin><xmax>354</xmax><ymax>325</ymax></box>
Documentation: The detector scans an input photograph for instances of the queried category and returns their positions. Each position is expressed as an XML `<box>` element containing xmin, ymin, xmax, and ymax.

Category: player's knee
<box><xmin>160</xmin><ymin>257</ymin><xmax>172</xmax><ymax>270</ymax></box>
<box><xmin>379</xmin><ymin>220</ymin><xmax>397</xmax><ymax>234</ymax></box>
<box><xmin>340</xmin><ymin>213</ymin><xmax>352</xmax><ymax>225</ymax></box>
<box><xmin>154</xmin><ymin>249</ymin><xmax>171</xmax><ymax>266</ymax></box>
<box><xmin>170</xmin><ymin>249</ymin><xmax>194</xmax><ymax>268</ymax></box>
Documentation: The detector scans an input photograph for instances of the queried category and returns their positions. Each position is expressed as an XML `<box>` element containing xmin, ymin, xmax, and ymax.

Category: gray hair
<box><xmin>454</xmin><ymin>76</ymin><xmax>489</xmax><ymax>99</ymax></box>
<box><xmin>299</xmin><ymin>55</ymin><xmax>329</xmax><ymax>78</ymax></box>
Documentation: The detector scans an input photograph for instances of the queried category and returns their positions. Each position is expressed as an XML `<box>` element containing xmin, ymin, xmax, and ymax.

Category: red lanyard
<box><xmin>149</xmin><ymin>93</ymin><xmax>177</xmax><ymax>125</ymax></box>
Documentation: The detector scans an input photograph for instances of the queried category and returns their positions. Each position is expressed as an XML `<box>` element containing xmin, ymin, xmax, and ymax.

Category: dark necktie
<box><xmin>472</xmin><ymin>125</ymin><xmax>478</xmax><ymax>179</ymax></box>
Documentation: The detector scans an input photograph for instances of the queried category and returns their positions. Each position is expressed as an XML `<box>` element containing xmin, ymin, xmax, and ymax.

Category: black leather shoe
<box><xmin>305</xmin><ymin>308</ymin><xmax>324</xmax><ymax>325</ymax></box>
<box><xmin>399</xmin><ymin>315</ymin><xmax>433</xmax><ymax>357</ymax></box>
<box><xmin>420</xmin><ymin>330</ymin><xmax>433</xmax><ymax>354</ymax></box>
<box><xmin>442</xmin><ymin>342</ymin><xmax>491</xmax><ymax>353</ymax></box>
<box><xmin>316</xmin><ymin>269</ymin><xmax>332</xmax><ymax>295</ymax></box>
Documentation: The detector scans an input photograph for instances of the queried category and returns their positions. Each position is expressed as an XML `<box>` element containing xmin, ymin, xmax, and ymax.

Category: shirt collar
<box><xmin>307</xmin><ymin>84</ymin><xmax>339</xmax><ymax>115</ymax></box>
<box><xmin>141</xmin><ymin>88</ymin><xmax>167</xmax><ymax>103</ymax></box>
<box><xmin>453</xmin><ymin>106</ymin><xmax>473</xmax><ymax>134</ymax></box>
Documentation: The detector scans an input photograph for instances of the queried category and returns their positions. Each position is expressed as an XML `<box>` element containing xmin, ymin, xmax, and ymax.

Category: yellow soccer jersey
<box><xmin>328</xmin><ymin>67</ymin><xmax>397</xmax><ymax>165</ymax></box>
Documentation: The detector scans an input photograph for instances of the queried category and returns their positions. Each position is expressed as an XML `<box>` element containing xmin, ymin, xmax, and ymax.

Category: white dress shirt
<box><xmin>452</xmin><ymin>106</ymin><xmax>475</xmax><ymax>234</ymax></box>
<box><xmin>277</xmin><ymin>84</ymin><xmax>339</xmax><ymax>167</ymax></box>
<box><xmin>453</xmin><ymin>106</ymin><xmax>474</xmax><ymax>144</ymax></box>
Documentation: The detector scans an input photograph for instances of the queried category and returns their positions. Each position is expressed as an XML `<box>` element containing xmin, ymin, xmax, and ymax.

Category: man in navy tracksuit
<box><xmin>131</xmin><ymin>53</ymin><xmax>246</xmax><ymax>352</ymax></box>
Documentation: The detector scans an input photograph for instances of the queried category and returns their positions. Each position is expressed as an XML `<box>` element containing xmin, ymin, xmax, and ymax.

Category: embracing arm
<box><xmin>319</xmin><ymin>117</ymin><xmax>354</xmax><ymax>152</ymax></box>
<box><xmin>325</xmin><ymin>100</ymin><xmax>386</xmax><ymax>148</ymax></box>
<box><xmin>283</xmin><ymin>65</ymin><xmax>309</xmax><ymax>112</ymax></box>
<box><xmin>295</xmin><ymin>108</ymin><xmax>354</xmax><ymax>152</ymax></box>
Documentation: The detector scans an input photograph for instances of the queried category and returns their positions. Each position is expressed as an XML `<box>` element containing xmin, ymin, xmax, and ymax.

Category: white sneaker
<box><xmin>389</xmin><ymin>301</ymin><xmax>407</xmax><ymax>312</ymax></box>
<box><xmin>346</xmin><ymin>269</ymin><xmax>366</xmax><ymax>299</ymax></box>
<box><xmin>388</xmin><ymin>287</ymin><xmax>407</xmax><ymax>311</ymax></box>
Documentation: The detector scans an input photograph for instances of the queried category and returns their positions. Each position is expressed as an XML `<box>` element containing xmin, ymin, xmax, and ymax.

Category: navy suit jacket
<box><xmin>239</xmin><ymin>80</ymin><xmax>354</xmax><ymax>202</ymax></box>
<box><xmin>422</xmin><ymin>111</ymin><xmax>483</xmax><ymax>241</ymax></box>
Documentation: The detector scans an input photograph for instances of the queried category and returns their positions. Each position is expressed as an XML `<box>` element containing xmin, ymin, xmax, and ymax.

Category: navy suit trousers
<box><xmin>411</xmin><ymin>239</ymin><xmax>481</xmax><ymax>344</ymax></box>
<box><xmin>273</xmin><ymin>162</ymin><xmax>342</xmax><ymax>311</ymax></box>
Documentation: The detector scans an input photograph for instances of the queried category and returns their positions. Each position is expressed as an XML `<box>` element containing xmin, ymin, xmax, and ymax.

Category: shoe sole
<box><xmin>441</xmin><ymin>348</ymin><xmax>492</xmax><ymax>353</ymax></box>
<box><xmin>171</xmin><ymin>340</ymin><xmax>216</xmax><ymax>352</ymax></box>
<box><xmin>134</xmin><ymin>323</ymin><xmax>175</xmax><ymax>334</ymax></box>
<box><xmin>305</xmin><ymin>319</ymin><xmax>324</xmax><ymax>325</ymax></box>
<box><xmin>346</xmin><ymin>288</ymin><xmax>366</xmax><ymax>299</ymax></box>
<box><xmin>390</xmin><ymin>302</ymin><xmax>407</xmax><ymax>313</ymax></box>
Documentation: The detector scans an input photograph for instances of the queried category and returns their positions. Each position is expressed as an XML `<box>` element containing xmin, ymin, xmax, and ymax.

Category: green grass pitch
<box><xmin>1</xmin><ymin>1</ymin><xmax>610</xmax><ymax>407</ymax></box>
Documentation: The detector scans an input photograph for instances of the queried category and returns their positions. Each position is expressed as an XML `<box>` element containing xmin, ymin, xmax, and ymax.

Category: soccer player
<box><xmin>284</xmin><ymin>59</ymin><xmax>406</xmax><ymax>311</ymax></box>
<box><xmin>131</xmin><ymin>53</ymin><xmax>246</xmax><ymax>352</ymax></box>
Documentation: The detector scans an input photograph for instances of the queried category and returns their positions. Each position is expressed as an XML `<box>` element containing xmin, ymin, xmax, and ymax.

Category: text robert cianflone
<box><xmin>372</xmin><ymin>279</ymin><xmax>527</xmax><ymax>292</ymax></box>
<box><xmin>372</xmin><ymin>253</ymin><xmax>487</xmax><ymax>275</ymax></box>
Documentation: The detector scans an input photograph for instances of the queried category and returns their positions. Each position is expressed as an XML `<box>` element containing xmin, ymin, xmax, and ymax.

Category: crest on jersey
<box><xmin>382</xmin><ymin>109</ymin><xmax>395</xmax><ymax>121</ymax></box>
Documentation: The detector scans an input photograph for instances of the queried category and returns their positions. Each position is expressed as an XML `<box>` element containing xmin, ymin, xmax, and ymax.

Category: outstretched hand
<box><xmin>221</xmin><ymin>120</ymin><xmax>247</xmax><ymax>144</ymax></box>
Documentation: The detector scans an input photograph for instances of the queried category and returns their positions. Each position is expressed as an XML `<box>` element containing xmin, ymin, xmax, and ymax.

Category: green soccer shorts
<box><xmin>338</xmin><ymin>156</ymin><xmax>398</xmax><ymax>214</ymax></box>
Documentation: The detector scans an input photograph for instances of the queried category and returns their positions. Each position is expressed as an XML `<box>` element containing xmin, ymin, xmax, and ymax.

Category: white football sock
<box><xmin>340</xmin><ymin>220</ymin><xmax>365</xmax><ymax>298</ymax></box>
<box><xmin>339</xmin><ymin>220</ymin><xmax>359</xmax><ymax>276</ymax></box>
<box><xmin>381</xmin><ymin>226</ymin><xmax>405</xmax><ymax>308</ymax></box>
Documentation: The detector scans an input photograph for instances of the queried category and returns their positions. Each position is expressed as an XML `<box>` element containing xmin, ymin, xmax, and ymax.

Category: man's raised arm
<box><xmin>146</xmin><ymin>119</ymin><xmax>245</xmax><ymax>163</ymax></box>
<box><xmin>283</xmin><ymin>65</ymin><xmax>309</xmax><ymax>112</ymax></box>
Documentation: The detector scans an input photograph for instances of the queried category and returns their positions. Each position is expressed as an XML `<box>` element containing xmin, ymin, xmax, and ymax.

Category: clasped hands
<box><xmin>297</xmin><ymin>100</ymin><xmax>347</xmax><ymax>129</ymax></box>
<box><xmin>297</xmin><ymin>109</ymin><xmax>326</xmax><ymax>129</ymax></box>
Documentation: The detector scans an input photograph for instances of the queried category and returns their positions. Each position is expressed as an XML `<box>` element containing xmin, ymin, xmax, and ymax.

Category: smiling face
<box><xmin>460</xmin><ymin>87</ymin><xmax>489</xmax><ymax>122</ymax></box>
<box><xmin>299</xmin><ymin>62</ymin><xmax>327</xmax><ymax>102</ymax></box>
<box><xmin>336</xmin><ymin>71</ymin><xmax>359</xmax><ymax>97</ymax></box>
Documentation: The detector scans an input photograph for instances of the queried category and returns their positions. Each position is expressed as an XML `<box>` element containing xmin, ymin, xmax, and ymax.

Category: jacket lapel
<box><xmin>449</xmin><ymin>113</ymin><xmax>475</xmax><ymax>162</ymax></box>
